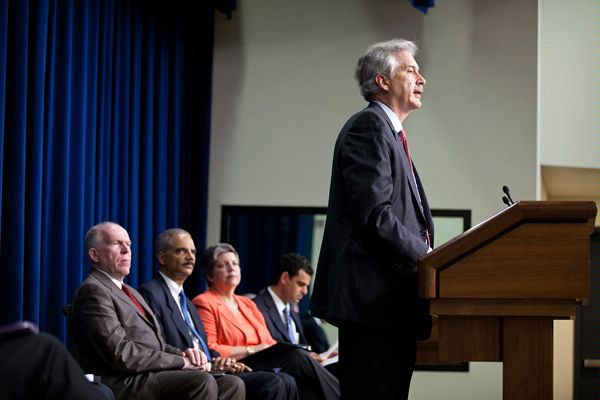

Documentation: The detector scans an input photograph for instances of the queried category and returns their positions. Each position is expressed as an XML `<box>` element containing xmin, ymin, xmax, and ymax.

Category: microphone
<box><xmin>502</xmin><ymin>185</ymin><xmax>515</xmax><ymax>205</ymax></box>
<box><xmin>502</xmin><ymin>196</ymin><xmax>512</xmax><ymax>207</ymax></box>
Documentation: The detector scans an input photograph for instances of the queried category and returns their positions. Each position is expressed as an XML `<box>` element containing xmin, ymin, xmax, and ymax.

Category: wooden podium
<box><xmin>417</xmin><ymin>201</ymin><xmax>597</xmax><ymax>400</ymax></box>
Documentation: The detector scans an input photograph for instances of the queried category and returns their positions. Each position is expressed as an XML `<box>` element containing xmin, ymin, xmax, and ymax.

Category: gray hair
<box><xmin>84</xmin><ymin>221</ymin><xmax>119</xmax><ymax>251</ymax></box>
<box><xmin>355</xmin><ymin>38</ymin><xmax>418</xmax><ymax>101</ymax></box>
<box><xmin>201</xmin><ymin>243</ymin><xmax>239</xmax><ymax>285</ymax></box>
<box><xmin>156</xmin><ymin>228</ymin><xmax>191</xmax><ymax>254</ymax></box>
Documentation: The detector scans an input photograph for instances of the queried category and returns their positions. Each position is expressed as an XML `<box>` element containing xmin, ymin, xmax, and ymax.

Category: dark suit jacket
<box><xmin>311</xmin><ymin>102</ymin><xmax>434</xmax><ymax>338</ymax></box>
<box><xmin>138</xmin><ymin>273</ymin><xmax>218</xmax><ymax>359</ymax></box>
<box><xmin>253</xmin><ymin>288</ymin><xmax>307</xmax><ymax>345</ymax></box>
<box><xmin>71</xmin><ymin>269</ymin><xmax>184</xmax><ymax>400</ymax></box>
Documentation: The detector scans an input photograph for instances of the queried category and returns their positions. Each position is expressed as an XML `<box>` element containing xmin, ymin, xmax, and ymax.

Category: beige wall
<box><xmin>208</xmin><ymin>0</ymin><xmax>537</xmax><ymax>242</ymax></box>
<box><xmin>539</xmin><ymin>0</ymin><xmax>599</xmax><ymax>169</ymax></box>
<box><xmin>538</xmin><ymin>1</ymin><xmax>599</xmax><ymax>398</ymax></box>
<box><xmin>209</xmin><ymin>0</ymin><xmax>595</xmax><ymax>398</ymax></box>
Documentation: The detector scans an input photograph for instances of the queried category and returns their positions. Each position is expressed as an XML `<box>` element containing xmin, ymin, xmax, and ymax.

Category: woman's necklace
<box><xmin>222</xmin><ymin>296</ymin><xmax>239</xmax><ymax>311</ymax></box>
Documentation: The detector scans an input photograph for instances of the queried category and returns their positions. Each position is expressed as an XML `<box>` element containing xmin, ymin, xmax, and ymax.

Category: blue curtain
<box><xmin>0</xmin><ymin>0</ymin><xmax>220</xmax><ymax>342</ymax></box>
<box><xmin>221</xmin><ymin>207</ymin><xmax>323</xmax><ymax>315</ymax></box>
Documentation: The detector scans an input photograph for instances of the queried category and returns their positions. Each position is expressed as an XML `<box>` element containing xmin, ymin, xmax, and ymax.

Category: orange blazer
<box><xmin>192</xmin><ymin>288</ymin><xmax>276</xmax><ymax>357</ymax></box>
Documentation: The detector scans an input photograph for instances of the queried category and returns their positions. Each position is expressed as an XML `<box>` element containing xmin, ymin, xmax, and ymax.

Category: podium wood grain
<box><xmin>416</xmin><ymin>201</ymin><xmax>597</xmax><ymax>400</ymax></box>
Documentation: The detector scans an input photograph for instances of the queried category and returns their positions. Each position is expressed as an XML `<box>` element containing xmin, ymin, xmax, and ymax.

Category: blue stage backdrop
<box><xmin>0</xmin><ymin>0</ymin><xmax>232</xmax><ymax>342</ymax></box>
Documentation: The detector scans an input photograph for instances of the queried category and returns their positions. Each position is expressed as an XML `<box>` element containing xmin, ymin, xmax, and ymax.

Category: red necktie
<box><xmin>399</xmin><ymin>130</ymin><xmax>414</xmax><ymax>174</ymax></box>
<box><xmin>399</xmin><ymin>130</ymin><xmax>431</xmax><ymax>247</ymax></box>
<box><xmin>122</xmin><ymin>284</ymin><xmax>147</xmax><ymax>317</ymax></box>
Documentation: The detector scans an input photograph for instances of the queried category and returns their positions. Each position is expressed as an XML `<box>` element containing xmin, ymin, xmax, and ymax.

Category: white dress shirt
<box><xmin>94</xmin><ymin>268</ymin><xmax>123</xmax><ymax>289</ymax></box>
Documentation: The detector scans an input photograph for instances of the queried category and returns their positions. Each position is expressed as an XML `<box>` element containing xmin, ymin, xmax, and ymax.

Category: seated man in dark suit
<box><xmin>139</xmin><ymin>228</ymin><xmax>298</xmax><ymax>400</ymax></box>
<box><xmin>0</xmin><ymin>322</ymin><xmax>114</xmax><ymax>400</ymax></box>
<box><xmin>254</xmin><ymin>254</ymin><xmax>337</xmax><ymax>366</ymax></box>
<box><xmin>70</xmin><ymin>221</ymin><xmax>244</xmax><ymax>400</ymax></box>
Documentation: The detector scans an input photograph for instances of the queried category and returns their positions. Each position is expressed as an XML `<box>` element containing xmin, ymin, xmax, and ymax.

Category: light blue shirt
<box><xmin>374</xmin><ymin>101</ymin><xmax>403</xmax><ymax>133</ymax></box>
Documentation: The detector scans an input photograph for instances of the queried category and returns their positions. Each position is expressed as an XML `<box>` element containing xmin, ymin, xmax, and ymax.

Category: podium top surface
<box><xmin>418</xmin><ymin>201</ymin><xmax>597</xmax><ymax>300</ymax></box>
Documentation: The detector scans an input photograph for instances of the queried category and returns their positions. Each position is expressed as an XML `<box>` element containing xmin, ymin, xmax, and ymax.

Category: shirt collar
<box><xmin>94</xmin><ymin>267</ymin><xmax>123</xmax><ymax>289</ymax></box>
<box><xmin>374</xmin><ymin>101</ymin><xmax>403</xmax><ymax>133</ymax></box>
<box><xmin>267</xmin><ymin>285</ymin><xmax>288</xmax><ymax>315</ymax></box>
<box><xmin>158</xmin><ymin>270</ymin><xmax>184</xmax><ymax>308</ymax></box>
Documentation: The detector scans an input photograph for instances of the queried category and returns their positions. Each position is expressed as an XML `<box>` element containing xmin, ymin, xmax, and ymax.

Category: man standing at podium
<box><xmin>311</xmin><ymin>38</ymin><xmax>435</xmax><ymax>400</ymax></box>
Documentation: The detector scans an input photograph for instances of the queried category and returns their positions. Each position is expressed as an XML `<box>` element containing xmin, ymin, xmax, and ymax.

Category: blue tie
<box><xmin>284</xmin><ymin>305</ymin><xmax>298</xmax><ymax>344</ymax></box>
<box><xmin>179</xmin><ymin>290</ymin><xmax>211</xmax><ymax>357</ymax></box>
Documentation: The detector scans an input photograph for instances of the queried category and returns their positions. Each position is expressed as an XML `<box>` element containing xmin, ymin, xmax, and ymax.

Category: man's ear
<box><xmin>375</xmin><ymin>74</ymin><xmax>390</xmax><ymax>91</ymax></box>
<box><xmin>88</xmin><ymin>248</ymin><xmax>99</xmax><ymax>263</ymax></box>
<box><xmin>157</xmin><ymin>251</ymin><xmax>166</xmax><ymax>266</ymax></box>
<box><xmin>279</xmin><ymin>271</ymin><xmax>290</xmax><ymax>285</ymax></box>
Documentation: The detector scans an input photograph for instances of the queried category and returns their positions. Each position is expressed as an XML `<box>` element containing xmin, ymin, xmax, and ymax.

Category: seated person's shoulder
<box><xmin>137</xmin><ymin>283</ymin><xmax>160</xmax><ymax>309</ymax></box>
<box><xmin>236</xmin><ymin>295</ymin><xmax>258</xmax><ymax>309</ymax></box>
<box><xmin>191</xmin><ymin>291</ymin><xmax>211</xmax><ymax>307</ymax></box>
<box><xmin>137</xmin><ymin>279</ymin><xmax>159</xmax><ymax>295</ymax></box>
<box><xmin>250</xmin><ymin>289</ymin><xmax>266</xmax><ymax>303</ymax></box>
<box><xmin>74</xmin><ymin>278</ymin><xmax>107</xmax><ymax>301</ymax></box>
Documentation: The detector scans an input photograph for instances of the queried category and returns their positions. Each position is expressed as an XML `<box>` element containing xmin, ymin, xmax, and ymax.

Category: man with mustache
<box><xmin>139</xmin><ymin>228</ymin><xmax>298</xmax><ymax>400</ymax></box>
<box><xmin>311</xmin><ymin>38</ymin><xmax>435</xmax><ymax>400</ymax></box>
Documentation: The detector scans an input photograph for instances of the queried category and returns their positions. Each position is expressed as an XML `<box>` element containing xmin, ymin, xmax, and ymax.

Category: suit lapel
<box><xmin>410</xmin><ymin>166</ymin><xmax>427</xmax><ymax>220</ymax></box>
<box><xmin>262</xmin><ymin>292</ymin><xmax>291</xmax><ymax>342</ymax></box>
<box><xmin>414</xmin><ymin>167</ymin><xmax>434</xmax><ymax>244</ymax></box>
<box><xmin>133</xmin><ymin>289</ymin><xmax>161</xmax><ymax>332</ymax></box>
<box><xmin>369</xmin><ymin>103</ymin><xmax>428</xmax><ymax>225</ymax></box>
<box><xmin>90</xmin><ymin>269</ymin><xmax>156</xmax><ymax>327</ymax></box>
<box><xmin>290</xmin><ymin>310</ymin><xmax>306</xmax><ymax>344</ymax></box>
<box><xmin>213</xmin><ymin>296</ymin><xmax>248</xmax><ymax>338</ymax></box>
<box><xmin>156</xmin><ymin>275</ymin><xmax>195</xmax><ymax>346</ymax></box>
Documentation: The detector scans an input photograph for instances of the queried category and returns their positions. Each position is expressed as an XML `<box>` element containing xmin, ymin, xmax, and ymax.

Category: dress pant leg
<box><xmin>93</xmin><ymin>383</ymin><xmax>116</xmax><ymax>400</ymax></box>
<box><xmin>236</xmin><ymin>371</ymin><xmax>298</xmax><ymax>400</ymax></box>
<box><xmin>244</xmin><ymin>346</ymin><xmax>340</xmax><ymax>400</ymax></box>
<box><xmin>277</xmin><ymin>372</ymin><xmax>300</xmax><ymax>400</ymax></box>
<box><xmin>155</xmin><ymin>370</ymin><xmax>218</xmax><ymax>400</ymax></box>
<box><xmin>214</xmin><ymin>374</ymin><xmax>245</xmax><ymax>400</ymax></box>
<box><xmin>338</xmin><ymin>322</ymin><xmax>416</xmax><ymax>400</ymax></box>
